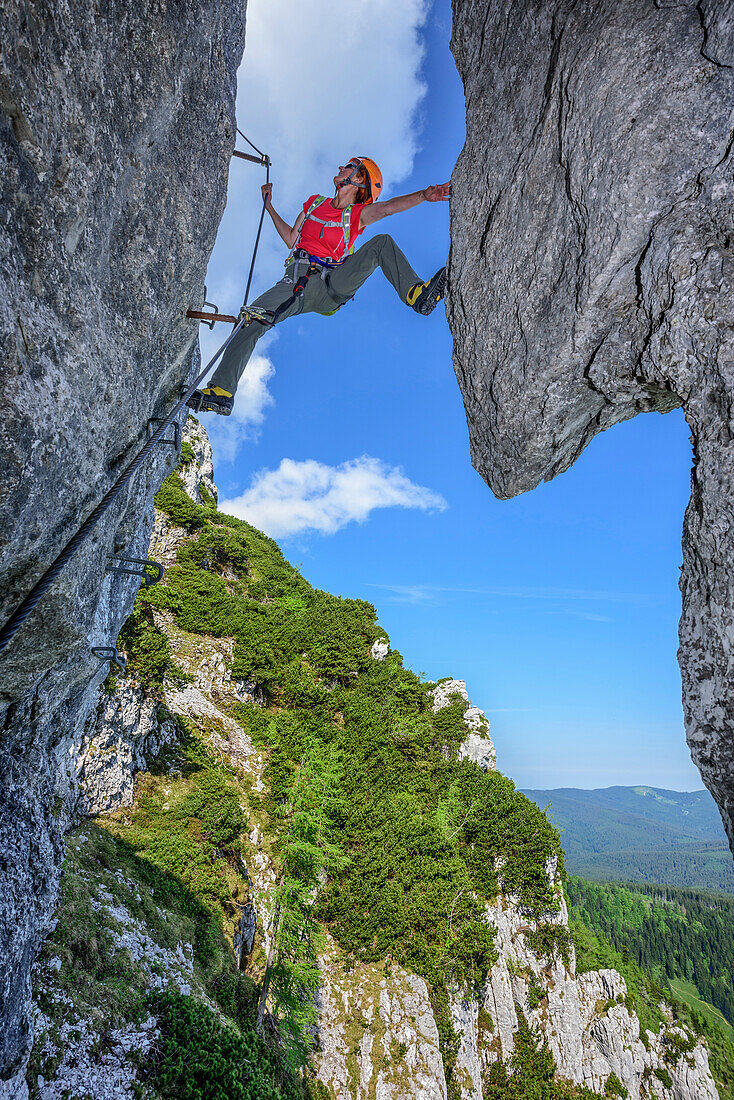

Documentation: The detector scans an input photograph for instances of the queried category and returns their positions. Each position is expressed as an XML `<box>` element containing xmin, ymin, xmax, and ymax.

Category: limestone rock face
<box><xmin>431</xmin><ymin>678</ymin><xmax>496</xmax><ymax>770</ymax></box>
<box><xmin>0</xmin><ymin>3</ymin><xmax>246</xmax><ymax>1079</ymax></box>
<box><xmin>316</xmin><ymin>940</ymin><xmax>447</xmax><ymax>1100</ymax></box>
<box><xmin>449</xmin><ymin>1</ymin><xmax>734</xmax><ymax>842</ymax></box>
<box><xmin>179</xmin><ymin>418</ymin><xmax>219</xmax><ymax>506</ymax></box>
<box><xmin>455</xmin><ymin>885</ymin><xmax>719</xmax><ymax>1100</ymax></box>
<box><xmin>74</xmin><ymin>680</ymin><xmax>178</xmax><ymax>817</ymax></box>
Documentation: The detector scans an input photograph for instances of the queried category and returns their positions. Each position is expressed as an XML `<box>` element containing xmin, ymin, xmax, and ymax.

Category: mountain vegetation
<box><xmin>34</xmin><ymin>451</ymin><xmax>725</xmax><ymax>1098</ymax></box>
<box><xmin>522</xmin><ymin>787</ymin><xmax>734</xmax><ymax>893</ymax></box>
<box><xmin>568</xmin><ymin>878</ymin><xmax>734</xmax><ymax>1100</ymax></box>
<box><xmin>108</xmin><ymin>466</ymin><xmax>565</xmax><ymax>1096</ymax></box>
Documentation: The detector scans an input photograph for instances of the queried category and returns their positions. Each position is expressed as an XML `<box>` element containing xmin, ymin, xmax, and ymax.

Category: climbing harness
<box><xmin>0</xmin><ymin>127</ymin><xmax>270</xmax><ymax>663</ymax></box>
<box><xmin>256</xmin><ymin>194</ymin><xmax>360</xmax><ymax>323</ymax></box>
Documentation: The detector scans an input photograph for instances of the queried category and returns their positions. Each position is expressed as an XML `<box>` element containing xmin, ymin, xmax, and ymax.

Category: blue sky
<box><xmin>199</xmin><ymin>0</ymin><xmax>700</xmax><ymax>791</ymax></box>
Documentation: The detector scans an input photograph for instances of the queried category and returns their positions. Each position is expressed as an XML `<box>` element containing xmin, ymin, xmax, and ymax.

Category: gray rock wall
<box><xmin>0</xmin><ymin>0</ymin><xmax>246</xmax><ymax>1078</ymax></box>
<box><xmin>448</xmin><ymin>0</ymin><xmax>734</xmax><ymax>844</ymax></box>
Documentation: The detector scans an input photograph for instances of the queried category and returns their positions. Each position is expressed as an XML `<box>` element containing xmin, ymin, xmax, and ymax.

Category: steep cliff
<box><xmin>448</xmin><ymin>2</ymin><xmax>734</xmax><ymax>843</ymax></box>
<box><xmin>0</xmin><ymin>2</ymin><xmax>246</xmax><ymax>1084</ymax></box>
<box><xmin>24</xmin><ymin>424</ymin><xmax>723</xmax><ymax>1100</ymax></box>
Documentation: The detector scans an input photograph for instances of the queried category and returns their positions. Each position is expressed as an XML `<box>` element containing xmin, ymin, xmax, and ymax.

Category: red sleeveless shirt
<box><xmin>297</xmin><ymin>195</ymin><xmax>366</xmax><ymax>262</ymax></box>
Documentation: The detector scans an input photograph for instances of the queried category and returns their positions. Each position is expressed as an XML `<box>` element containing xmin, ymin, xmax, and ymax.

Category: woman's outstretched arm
<box><xmin>359</xmin><ymin>182</ymin><xmax>450</xmax><ymax>228</ymax></box>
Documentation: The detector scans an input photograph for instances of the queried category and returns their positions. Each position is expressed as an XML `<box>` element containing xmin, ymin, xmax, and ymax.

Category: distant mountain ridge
<box><xmin>521</xmin><ymin>785</ymin><xmax>734</xmax><ymax>894</ymax></box>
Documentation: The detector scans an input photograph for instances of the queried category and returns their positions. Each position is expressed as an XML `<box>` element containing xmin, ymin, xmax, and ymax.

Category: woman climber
<box><xmin>187</xmin><ymin>156</ymin><xmax>451</xmax><ymax>415</ymax></box>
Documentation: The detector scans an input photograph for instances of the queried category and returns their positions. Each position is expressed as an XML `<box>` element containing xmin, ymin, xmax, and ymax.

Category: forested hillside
<box><xmin>523</xmin><ymin>787</ymin><xmax>734</xmax><ymax>892</ymax></box>
<box><xmin>568</xmin><ymin>878</ymin><xmax>734</xmax><ymax>1097</ymax></box>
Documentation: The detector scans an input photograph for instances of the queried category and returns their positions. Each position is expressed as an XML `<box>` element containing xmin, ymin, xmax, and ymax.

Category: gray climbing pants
<box><xmin>209</xmin><ymin>233</ymin><xmax>422</xmax><ymax>397</ymax></box>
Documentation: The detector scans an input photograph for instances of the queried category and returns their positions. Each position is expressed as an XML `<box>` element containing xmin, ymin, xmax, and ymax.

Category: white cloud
<box><xmin>220</xmin><ymin>456</ymin><xmax>446</xmax><ymax>538</ymax></box>
<box><xmin>203</xmin><ymin>352</ymin><xmax>276</xmax><ymax>464</ymax></box>
<box><xmin>367</xmin><ymin>582</ymin><xmax>654</xmax><ymax>606</ymax></box>
<box><xmin>236</xmin><ymin>0</ymin><xmax>428</xmax><ymax>213</ymax></box>
<box><xmin>195</xmin><ymin>0</ymin><xmax>429</xmax><ymax>459</ymax></box>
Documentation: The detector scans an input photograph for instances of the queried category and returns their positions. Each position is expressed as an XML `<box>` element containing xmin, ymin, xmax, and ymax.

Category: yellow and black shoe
<box><xmin>406</xmin><ymin>267</ymin><xmax>447</xmax><ymax>315</ymax></box>
<box><xmin>186</xmin><ymin>386</ymin><xmax>234</xmax><ymax>416</ymax></box>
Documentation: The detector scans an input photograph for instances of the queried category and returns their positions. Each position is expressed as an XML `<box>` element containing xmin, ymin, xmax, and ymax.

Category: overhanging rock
<box><xmin>449</xmin><ymin>0</ymin><xmax>734</xmax><ymax>845</ymax></box>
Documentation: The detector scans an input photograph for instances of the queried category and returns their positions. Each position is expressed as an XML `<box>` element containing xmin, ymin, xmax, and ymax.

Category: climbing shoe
<box><xmin>186</xmin><ymin>387</ymin><xmax>234</xmax><ymax>416</ymax></box>
<box><xmin>406</xmin><ymin>267</ymin><xmax>447</xmax><ymax>315</ymax></box>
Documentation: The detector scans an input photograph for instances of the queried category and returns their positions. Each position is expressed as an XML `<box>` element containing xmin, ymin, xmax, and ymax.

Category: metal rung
<box><xmin>186</xmin><ymin>309</ymin><xmax>238</xmax><ymax>325</ymax></box>
<box><xmin>192</xmin><ymin>286</ymin><xmax>221</xmax><ymax>329</ymax></box>
<box><xmin>149</xmin><ymin>417</ymin><xmax>179</xmax><ymax>448</ymax></box>
<box><xmin>91</xmin><ymin>646</ymin><xmax>127</xmax><ymax>674</ymax></box>
<box><xmin>106</xmin><ymin>556</ymin><xmax>165</xmax><ymax>587</ymax></box>
<box><xmin>233</xmin><ymin>150</ymin><xmax>270</xmax><ymax>167</ymax></box>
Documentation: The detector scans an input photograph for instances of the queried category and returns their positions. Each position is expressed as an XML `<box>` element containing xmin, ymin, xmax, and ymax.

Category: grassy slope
<box><xmin>668</xmin><ymin>981</ymin><xmax>733</xmax><ymax>1042</ymax></box>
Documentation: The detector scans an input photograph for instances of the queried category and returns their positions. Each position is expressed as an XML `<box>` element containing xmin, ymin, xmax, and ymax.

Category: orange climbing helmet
<box><xmin>352</xmin><ymin>156</ymin><xmax>383</xmax><ymax>204</ymax></box>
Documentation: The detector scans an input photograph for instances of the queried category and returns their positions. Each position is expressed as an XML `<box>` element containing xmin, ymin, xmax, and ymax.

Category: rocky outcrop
<box><xmin>179</xmin><ymin>418</ymin><xmax>219</xmax><ymax>506</ymax></box>
<box><xmin>0</xmin><ymin>3</ymin><xmax>246</xmax><ymax>1080</ymax></box>
<box><xmin>451</xmin><ymin>887</ymin><xmax>718</xmax><ymax>1100</ymax></box>
<box><xmin>312</xmin><ymin>869</ymin><xmax>719</xmax><ymax>1100</ymax></box>
<box><xmin>316</xmin><ymin>941</ymin><xmax>446</xmax><ymax>1100</ymax></box>
<box><xmin>74</xmin><ymin>680</ymin><xmax>179</xmax><ymax>817</ymax></box>
<box><xmin>431</xmin><ymin>678</ymin><xmax>496</xmax><ymax>770</ymax></box>
<box><xmin>448</xmin><ymin>1</ymin><xmax>734</xmax><ymax>844</ymax></box>
<box><xmin>314</xmin><ymin>870</ymin><xmax>718</xmax><ymax>1100</ymax></box>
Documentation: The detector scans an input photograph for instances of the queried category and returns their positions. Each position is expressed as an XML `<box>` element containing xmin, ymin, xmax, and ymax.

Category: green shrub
<box><xmin>115</xmin><ymin>604</ymin><xmax>179</xmax><ymax>689</ymax></box>
<box><xmin>148</xmin><ymin>991</ymin><xmax>304</xmax><ymax>1100</ymax></box>
<box><xmin>179</xmin><ymin>441</ymin><xmax>196</xmax><ymax>467</ymax></box>
<box><xmin>604</xmin><ymin>1072</ymin><xmax>628</xmax><ymax>1097</ymax></box>
<box><xmin>527</xmin><ymin>976</ymin><xmax>545</xmax><ymax>1010</ymax></box>
<box><xmin>653</xmin><ymin>1067</ymin><xmax>673</xmax><ymax>1088</ymax></box>
<box><xmin>667</xmin><ymin>999</ymin><xmax>734</xmax><ymax>1100</ymax></box>
<box><xmin>155</xmin><ymin>473</ymin><xmax>208</xmax><ymax>527</ymax></box>
<box><xmin>526</xmin><ymin>923</ymin><xmax>572</xmax><ymax>968</ymax></box>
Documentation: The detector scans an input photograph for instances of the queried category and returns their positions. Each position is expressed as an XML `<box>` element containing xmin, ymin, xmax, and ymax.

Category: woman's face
<box><xmin>334</xmin><ymin>161</ymin><xmax>365</xmax><ymax>190</ymax></box>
